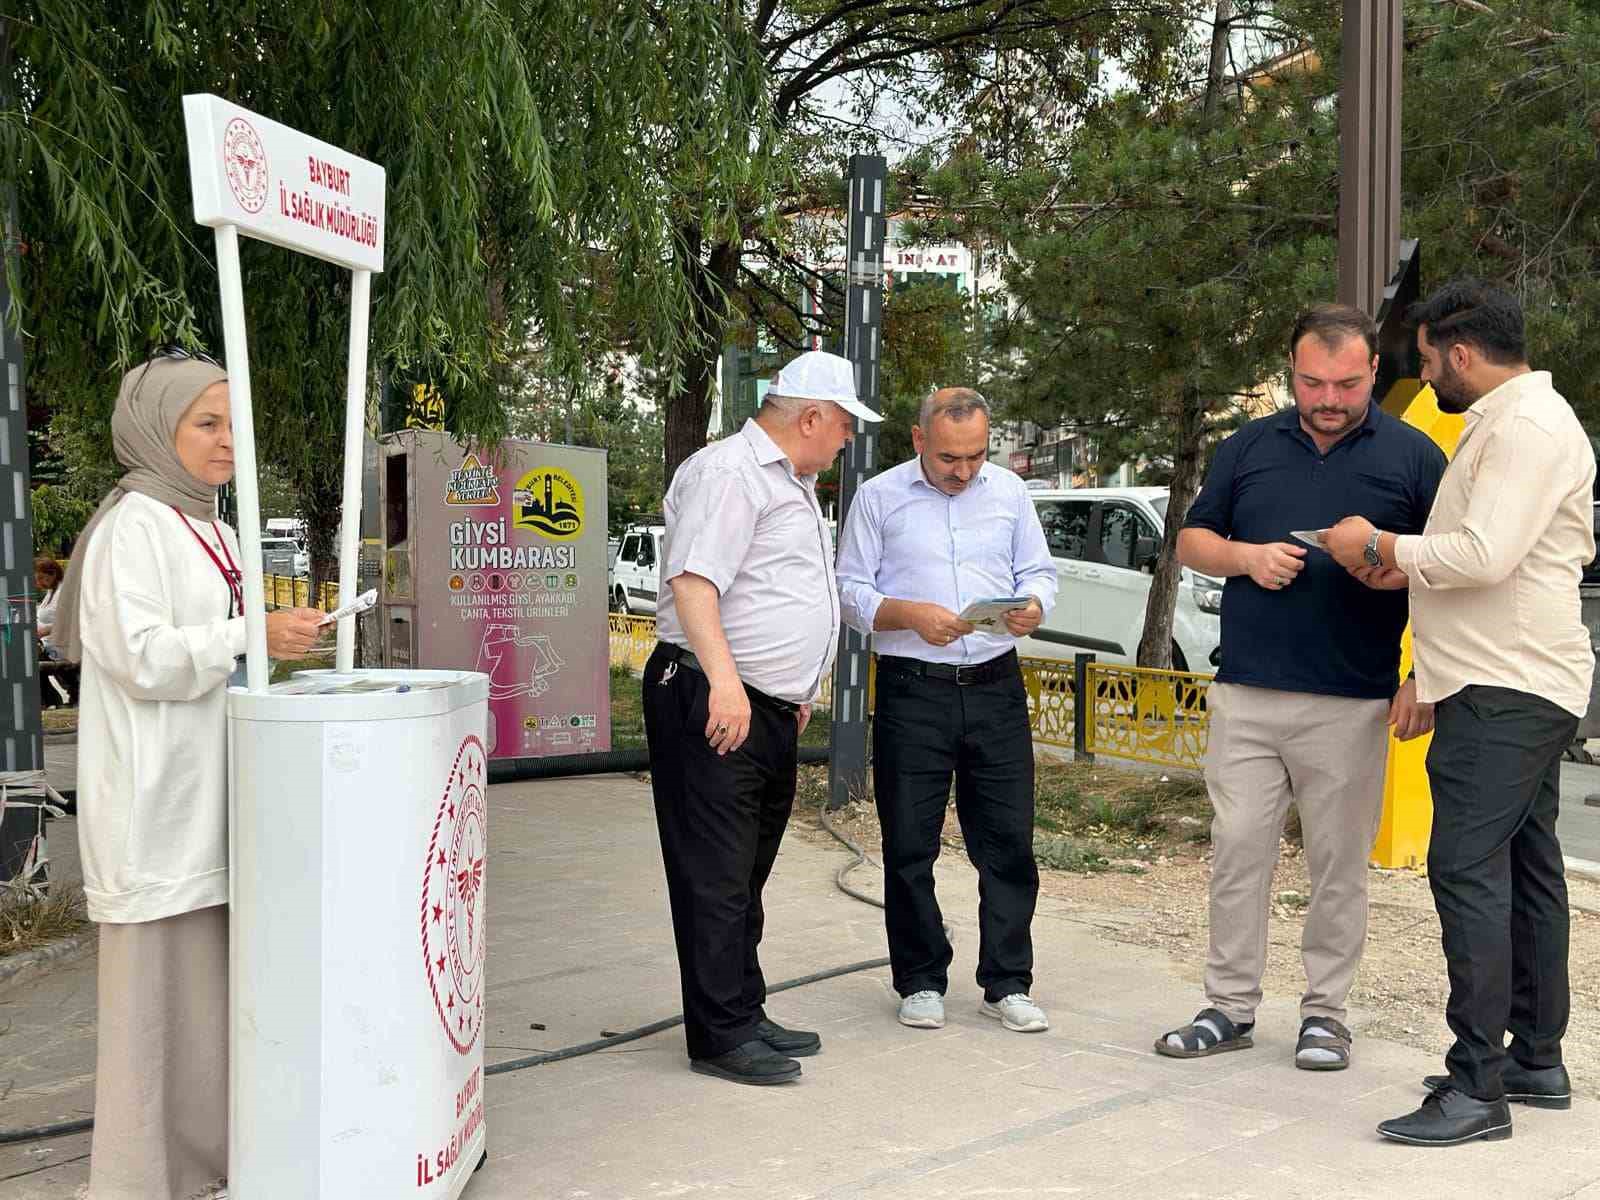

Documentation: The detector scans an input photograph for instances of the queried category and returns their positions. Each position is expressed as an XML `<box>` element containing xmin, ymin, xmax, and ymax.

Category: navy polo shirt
<box><xmin>1184</xmin><ymin>403</ymin><xmax>1447</xmax><ymax>699</ymax></box>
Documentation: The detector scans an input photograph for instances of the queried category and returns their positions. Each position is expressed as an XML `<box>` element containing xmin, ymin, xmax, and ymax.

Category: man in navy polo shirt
<box><xmin>1154</xmin><ymin>304</ymin><xmax>1446</xmax><ymax>1070</ymax></box>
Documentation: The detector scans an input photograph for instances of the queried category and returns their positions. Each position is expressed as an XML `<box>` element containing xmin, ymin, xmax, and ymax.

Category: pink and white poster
<box><xmin>381</xmin><ymin>432</ymin><xmax>612</xmax><ymax>759</ymax></box>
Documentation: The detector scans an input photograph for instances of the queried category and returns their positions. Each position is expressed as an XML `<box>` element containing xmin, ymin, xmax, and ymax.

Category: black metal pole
<box><xmin>826</xmin><ymin>154</ymin><xmax>887</xmax><ymax>810</ymax></box>
<box><xmin>0</xmin><ymin>12</ymin><xmax>44</xmax><ymax>792</ymax></box>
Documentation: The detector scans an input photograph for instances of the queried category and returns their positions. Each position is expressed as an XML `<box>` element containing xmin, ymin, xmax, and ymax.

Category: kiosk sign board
<box><xmin>380</xmin><ymin>431</ymin><xmax>611</xmax><ymax>760</ymax></box>
<box><xmin>184</xmin><ymin>93</ymin><xmax>385</xmax><ymax>271</ymax></box>
<box><xmin>184</xmin><ymin>95</ymin><xmax>486</xmax><ymax>1199</ymax></box>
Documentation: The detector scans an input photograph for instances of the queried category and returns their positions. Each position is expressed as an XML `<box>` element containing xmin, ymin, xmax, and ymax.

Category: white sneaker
<box><xmin>982</xmin><ymin>993</ymin><xmax>1049</xmax><ymax>1032</ymax></box>
<box><xmin>898</xmin><ymin>990</ymin><xmax>945</xmax><ymax>1028</ymax></box>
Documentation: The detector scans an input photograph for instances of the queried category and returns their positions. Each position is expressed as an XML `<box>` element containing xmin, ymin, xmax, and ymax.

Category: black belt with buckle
<box><xmin>878</xmin><ymin>649</ymin><xmax>1018</xmax><ymax>687</ymax></box>
<box><xmin>657</xmin><ymin>643</ymin><xmax>800</xmax><ymax>714</ymax></box>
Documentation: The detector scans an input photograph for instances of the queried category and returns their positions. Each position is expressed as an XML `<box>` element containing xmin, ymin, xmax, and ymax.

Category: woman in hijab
<box><xmin>55</xmin><ymin>352</ymin><xmax>326</xmax><ymax>1200</ymax></box>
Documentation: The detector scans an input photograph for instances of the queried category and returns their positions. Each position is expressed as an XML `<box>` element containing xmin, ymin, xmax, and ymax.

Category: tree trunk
<box><xmin>1203</xmin><ymin>0</ymin><xmax>1234</xmax><ymax>119</ymax></box>
<box><xmin>1136</xmin><ymin>386</ymin><xmax>1208</xmax><ymax>669</ymax></box>
<box><xmin>663</xmin><ymin>231</ymin><xmax>740</xmax><ymax>482</ymax></box>
<box><xmin>298</xmin><ymin>464</ymin><xmax>344</xmax><ymax>612</ymax></box>
<box><xmin>1134</xmin><ymin>0</ymin><xmax>1234</xmax><ymax>672</ymax></box>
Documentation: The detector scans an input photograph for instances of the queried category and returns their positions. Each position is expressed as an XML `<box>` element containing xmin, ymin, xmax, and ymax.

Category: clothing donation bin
<box><xmin>183</xmin><ymin>93</ymin><xmax>489</xmax><ymax>1198</ymax></box>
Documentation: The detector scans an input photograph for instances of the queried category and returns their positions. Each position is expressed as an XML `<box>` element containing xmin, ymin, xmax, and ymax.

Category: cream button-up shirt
<box><xmin>1394</xmin><ymin>371</ymin><xmax>1596</xmax><ymax>717</ymax></box>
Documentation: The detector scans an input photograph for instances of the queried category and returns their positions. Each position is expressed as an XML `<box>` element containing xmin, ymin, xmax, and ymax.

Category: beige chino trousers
<box><xmin>1203</xmin><ymin>682</ymin><xmax>1390</xmax><ymax>1026</ymax></box>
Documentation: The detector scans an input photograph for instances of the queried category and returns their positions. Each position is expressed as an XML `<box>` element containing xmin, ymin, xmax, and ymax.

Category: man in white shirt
<box><xmin>836</xmin><ymin>387</ymin><xmax>1057</xmax><ymax>1033</ymax></box>
<box><xmin>645</xmin><ymin>350</ymin><xmax>881</xmax><ymax>1086</ymax></box>
<box><xmin>1326</xmin><ymin>279</ymin><xmax>1596</xmax><ymax>1146</ymax></box>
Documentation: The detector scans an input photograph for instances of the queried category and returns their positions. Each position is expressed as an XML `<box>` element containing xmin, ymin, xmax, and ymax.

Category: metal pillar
<box><xmin>1338</xmin><ymin>0</ymin><xmax>1403</xmax><ymax>317</ymax></box>
<box><xmin>827</xmin><ymin>154</ymin><xmax>886</xmax><ymax>810</ymax></box>
<box><xmin>0</xmin><ymin>185</ymin><xmax>43</xmax><ymax>776</ymax></box>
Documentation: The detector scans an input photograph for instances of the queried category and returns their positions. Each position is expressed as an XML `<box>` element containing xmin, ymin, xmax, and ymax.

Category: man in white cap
<box><xmin>836</xmin><ymin>386</ymin><xmax>1057</xmax><ymax>1034</ymax></box>
<box><xmin>644</xmin><ymin>349</ymin><xmax>881</xmax><ymax>1085</ymax></box>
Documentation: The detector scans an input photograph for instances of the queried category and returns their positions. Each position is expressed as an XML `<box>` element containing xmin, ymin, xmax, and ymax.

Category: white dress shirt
<box><xmin>836</xmin><ymin>457</ymin><xmax>1057</xmax><ymax>663</ymax></box>
<box><xmin>1394</xmin><ymin>370</ymin><xmax>1597</xmax><ymax>717</ymax></box>
<box><xmin>656</xmin><ymin>419</ymin><xmax>840</xmax><ymax>703</ymax></box>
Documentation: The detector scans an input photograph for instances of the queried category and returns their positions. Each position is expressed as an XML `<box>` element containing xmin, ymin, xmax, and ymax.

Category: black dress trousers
<box><xmin>872</xmin><ymin>651</ymin><xmax>1038</xmax><ymax>1002</ymax></box>
<box><xmin>642</xmin><ymin>644</ymin><xmax>800</xmax><ymax>1060</ymax></box>
<box><xmin>1425</xmin><ymin>684</ymin><xmax>1578</xmax><ymax>1100</ymax></box>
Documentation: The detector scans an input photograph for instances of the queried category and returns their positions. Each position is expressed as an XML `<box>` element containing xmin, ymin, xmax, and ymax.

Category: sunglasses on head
<box><xmin>131</xmin><ymin>343</ymin><xmax>223</xmax><ymax>393</ymax></box>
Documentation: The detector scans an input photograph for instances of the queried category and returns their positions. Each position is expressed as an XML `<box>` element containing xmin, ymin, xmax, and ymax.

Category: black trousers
<box><xmin>642</xmin><ymin>644</ymin><xmax>799</xmax><ymax>1060</ymax></box>
<box><xmin>1426</xmin><ymin>684</ymin><xmax>1578</xmax><ymax>1100</ymax></box>
<box><xmin>872</xmin><ymin>652</ymin><xmax>1038</xmax><ymax>1001</ymax></box>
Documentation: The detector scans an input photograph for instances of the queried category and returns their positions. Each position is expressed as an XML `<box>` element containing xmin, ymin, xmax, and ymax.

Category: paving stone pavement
<box><xmin>2</xmin><ymin>773</ymin><xmax>1597</xmax><ymax>1199</ymax></box>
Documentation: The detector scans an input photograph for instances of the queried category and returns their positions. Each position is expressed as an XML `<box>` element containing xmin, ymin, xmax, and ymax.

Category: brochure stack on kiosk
<box><xmin>183</xmin><ymin>94</ymin><xmax>488</xmax><ymax>1198</ymax></box>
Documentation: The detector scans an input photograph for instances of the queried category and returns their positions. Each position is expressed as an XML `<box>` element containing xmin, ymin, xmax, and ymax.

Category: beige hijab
<box><xmin>53</xmin><ymin>357</ymin><xmax>230</xmax><ymax>663</ymax></box>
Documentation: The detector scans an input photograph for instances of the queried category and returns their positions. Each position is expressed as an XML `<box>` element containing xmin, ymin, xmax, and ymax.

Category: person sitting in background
<box><xmin>33</xmin><ymin>556</ymin><xmax>78</xmax><ymax>707</ymax></box>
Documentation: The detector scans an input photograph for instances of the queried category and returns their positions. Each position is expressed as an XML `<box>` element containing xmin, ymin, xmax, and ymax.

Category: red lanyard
<box><xmin>173</xmin><ymin>507</ymin><xmax>244</xmax><ymax>618</ymax></box>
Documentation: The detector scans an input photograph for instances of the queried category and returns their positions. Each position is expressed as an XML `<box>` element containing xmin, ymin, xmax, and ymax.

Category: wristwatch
<box><xmin>1363</xmin><ymin>530</ymin><xmax>1383</xmax><ymax>568</ymax></box>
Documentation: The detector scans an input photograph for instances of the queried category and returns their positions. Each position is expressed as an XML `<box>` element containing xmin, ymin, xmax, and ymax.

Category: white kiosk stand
<box><xmin>183</xmin><ymin>95</ymin><xmax>489</xmax><ymax>1198</ymax></box>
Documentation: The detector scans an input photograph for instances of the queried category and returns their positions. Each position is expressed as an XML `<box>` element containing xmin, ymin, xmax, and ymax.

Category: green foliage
<box><xmin>1400</xmin><ymin>0</ymin><xmax>1600</xmax><ymax>425</ymax></box>
<box><xmin>506</xmin><ymin>356</ymin><xmax>666</xmax><ymax>537</ymax></box>
<box><xmin>1031</xmin><ymin>836</ymin><xmax>1143</xmax><ymax>874</ymax></box>
<box><xmin>876</xmin><ymin>281</ymin><xmax>981</xmax><ymax>469</ymax></box>
<box><xmin>4</xmin><ymin>1</ymin><xmax>771</xmax><ymax>573</ymax></box>
<box><xmin>27</xmin><ymin>483</ymin><xmax>94</xmax><ymax>555</ymax></box>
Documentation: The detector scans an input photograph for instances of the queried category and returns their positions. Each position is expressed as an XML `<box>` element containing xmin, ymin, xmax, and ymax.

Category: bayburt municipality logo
<box><xmin>222</xmin><ymin>117</ymin><xmax>269</xmax><ymax>214</ymax></box>
<box><xmin>446</xmin><ymin>453</ymin><xmax>501</xmax><ymax>506</ymax></box>
<box><xmin>511</xmin><ymin>468</ymin><xmax>583</xmax><ymax>541</ymax></box>
<box><xmin>422</xmin><ymin>735</ymin><xmax>487</xmax><ymax>1054</ymax></box>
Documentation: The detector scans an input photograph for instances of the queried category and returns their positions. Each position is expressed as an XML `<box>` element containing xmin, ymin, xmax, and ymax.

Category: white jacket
<box><xmin>76</xmin><ymin>491</ymin><xmax>247</xmax><ymax>923</ymax></box>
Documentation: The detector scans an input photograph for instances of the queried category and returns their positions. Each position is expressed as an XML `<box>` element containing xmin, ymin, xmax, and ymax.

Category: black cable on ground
<box><xmin>1</xmin><ymin>764</ymin><xmax>888</xmax><ymax>1146</ymax></box>
<box><xmin>0</xmin><ymin>1118</ymin><xmax>92</xmax><ymax>1147</ymax></box>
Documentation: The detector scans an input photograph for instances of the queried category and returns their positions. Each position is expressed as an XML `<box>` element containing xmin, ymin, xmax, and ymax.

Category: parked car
<box><xmin>260</xmin><ymin>536</ymin><xmax>308</xmax><ymax>578</ymax></box>
<box><xmin>1014</xmin><ymin>486</ymin><xmax>1222</xmax><ymax>674</ymax></box>
<box><xmin>610</xmin><ymin>523</ymin><xmax>666</xmax><ymax>615</ymax></box>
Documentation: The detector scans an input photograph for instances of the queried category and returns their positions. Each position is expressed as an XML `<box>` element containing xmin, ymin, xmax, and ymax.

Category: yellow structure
<box><xmin>1370</xmin><ymin>381</ymin><xmax>1466</xmax><ymax>868</ymax></box>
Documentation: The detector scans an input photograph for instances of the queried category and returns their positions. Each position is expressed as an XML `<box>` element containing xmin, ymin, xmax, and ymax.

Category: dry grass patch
<box><xmin>0</xmin><ymin>884</ymin><xmax>90</xmax><ymax>958</ymax></box>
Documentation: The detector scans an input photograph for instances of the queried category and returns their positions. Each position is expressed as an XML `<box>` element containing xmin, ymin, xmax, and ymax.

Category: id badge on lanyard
<box><xmin>173</xmin><ymin>508</ymin><xmax>249</xmax><ymax>685</ymax></box>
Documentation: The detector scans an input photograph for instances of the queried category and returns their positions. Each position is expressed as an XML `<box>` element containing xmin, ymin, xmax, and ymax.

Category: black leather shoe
<box><xmin>1378</xmin><ymin>1086</ymin><xmax>1512</xmax><ymax>1146</ymax></box>
<box><xmin>689</xmin><ymin>1040</ymin><xmax>801</xmax><ymax>1086</ymax></box>
<box><xmin>1423</xmin><ymin>1063</ymin><xmax>1571</xmax><ymax>1110</ymax></box>
<box><xmin>756</xmin><ymin>1018</ymin><xmax>821</xmax><ymax>1058</ymax></box>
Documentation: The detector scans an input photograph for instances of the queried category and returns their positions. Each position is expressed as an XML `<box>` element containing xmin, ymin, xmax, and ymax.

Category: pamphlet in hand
<box><xmin>318</xmin><ymin>587</ymin><xmax>379</xmax><ymax>627</ymax></box>
<box><xmin>1291</xmin><ymin>529</ymin><xmax>1328</xmax><ymax>551</ymax></box>
<box><xmin>957</xmin><ymin>595</ymin><xmax>1033</xmax><ymax>630</ymax></box>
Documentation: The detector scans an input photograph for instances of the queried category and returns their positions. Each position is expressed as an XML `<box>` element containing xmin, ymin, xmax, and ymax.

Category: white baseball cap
<box><xmin>770</xmin><ymin>350</ymin><xmax>883</xmax><ymax>423</ymax></box>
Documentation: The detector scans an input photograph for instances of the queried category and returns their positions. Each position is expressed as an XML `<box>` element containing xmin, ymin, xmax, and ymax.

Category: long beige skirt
<box><xmin>87</xmin><ymin>904</ymin><xmax>228</xmax><ymax>1200</ymax></box>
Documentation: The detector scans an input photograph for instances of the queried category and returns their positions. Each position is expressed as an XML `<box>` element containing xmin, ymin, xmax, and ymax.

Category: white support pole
<box><xmin>214</xmin><ymin>224</ymin><xmax>271</xmax><ymax>692</ymax></box>
<box><xmin>336</xmin><ymin>268</ymin><xmax>372</xmax><ymax>672</ymax></box>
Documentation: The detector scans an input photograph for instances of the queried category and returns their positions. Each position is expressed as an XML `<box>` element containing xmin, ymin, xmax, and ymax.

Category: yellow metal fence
<box><xmin>609</xmin><ymin>612</ymin><xmax>838</xmax><ymax>709</ymax></box>
<box><xmin>263</xmin><ymin>574</ymin><xmax>341</xmax><ymax>612</ymax></box>
<box><xmin>610</xmin><ymin>613</ymin><xmax>1211</xmax><ymax>772</ymax></box>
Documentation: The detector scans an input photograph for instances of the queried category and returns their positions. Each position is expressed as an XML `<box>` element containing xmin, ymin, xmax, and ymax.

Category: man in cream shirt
<box><xmin>1327</xmin><ymin>279</ymin><xmax>1596</xmax><ymax>1146</ymax></box>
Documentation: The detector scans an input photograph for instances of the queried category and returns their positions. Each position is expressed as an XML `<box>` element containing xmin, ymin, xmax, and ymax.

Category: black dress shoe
<box><xmin>689</xmin><ymin>1040</ymin><xmax>801</xmax><ymax>1086</ymax></box>
<box><xmin>756</xmin><ymin>1018</ymin><xmax>821</xmax><ymax>1058</ymax></box>
<box><xmin>1378</xmin><ymin>1085</ymin><xmax>1512</xmax><ymax>1146</ymax></box>
<box><xmin>1423</xmin><ymin>1063</ymin><xmax>1571</xmax><ymax>1110</ymax></box>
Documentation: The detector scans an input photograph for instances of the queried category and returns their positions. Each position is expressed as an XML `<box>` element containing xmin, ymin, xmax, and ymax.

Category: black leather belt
<box><xmin>878</xmin><ymin>649</ymin><xmax>1018</xmax><ymax>687</ymax></box>
<box><xmin>657</xmin><ymin>643</ymin><xmax>800</xmax><ymax>714</ymax></box>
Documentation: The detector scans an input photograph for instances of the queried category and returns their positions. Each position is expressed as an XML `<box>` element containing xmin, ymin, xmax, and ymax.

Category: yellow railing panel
<box><xmin>1084</xmin><ymin>661</ymin><xmax>1212</xmax><ymax>771</ymax></box>
<box><xmin>1019</xmin><ymin>654</ymin><xmax>1077</xmax><ymax>750</ymax></box>
<box><xmin>262</xmin><ymin>575</ymin><xmax>340</xmax><ymax>613</ymax></box>
<box><xmin>608</xmin><ymin>611</ymin><xmax>835</xmax><ymax>709</ymax></box>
